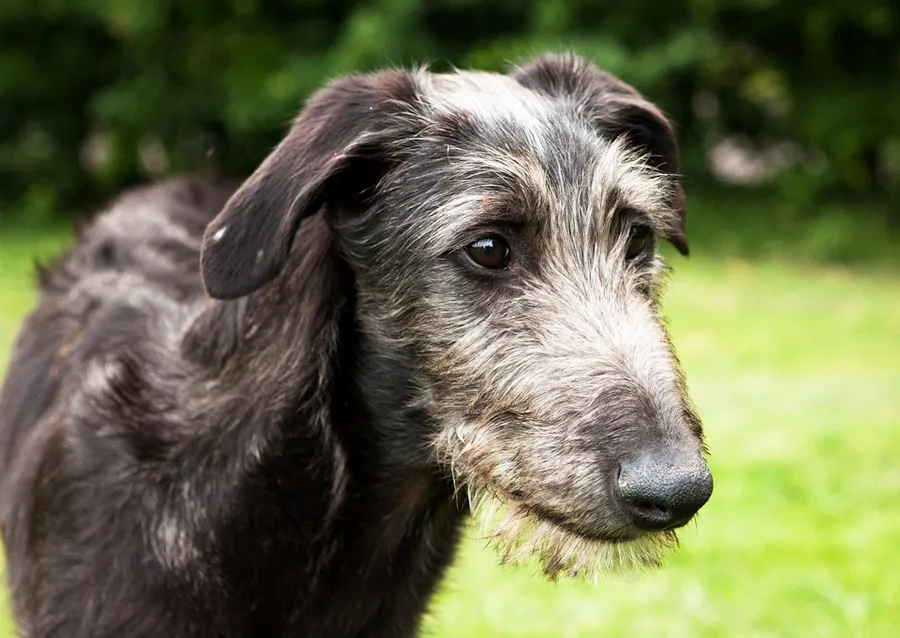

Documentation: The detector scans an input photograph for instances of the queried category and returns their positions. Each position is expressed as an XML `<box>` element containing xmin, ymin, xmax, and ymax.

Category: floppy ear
<box><xmin>511</xmin><ymin>53</ymin><xmax>689</xmax><ymax>256</ymax></box>
<box><xmin>200</xmin><ymin>70</ymin><xmax>420</xmax><ymax>300</ymax></box>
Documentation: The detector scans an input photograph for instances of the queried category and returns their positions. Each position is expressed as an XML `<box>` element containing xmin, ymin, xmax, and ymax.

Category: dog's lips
<box><xmin>519</xmin><ymin>500</ymin><xmax>644</xmax><ymax>544</ymax></box>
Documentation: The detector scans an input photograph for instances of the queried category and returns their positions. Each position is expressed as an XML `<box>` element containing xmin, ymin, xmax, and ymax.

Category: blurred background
<box><xmin>0</xmin><ymin>1</ymin><xmax>898</xmax><ymax>637</ymax></box>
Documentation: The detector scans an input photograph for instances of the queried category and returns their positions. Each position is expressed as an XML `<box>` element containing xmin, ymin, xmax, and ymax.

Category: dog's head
<box><xmin>201</xmin><ymin>53</ymin><xmax>712</xmax><ymax>579</ymax></box>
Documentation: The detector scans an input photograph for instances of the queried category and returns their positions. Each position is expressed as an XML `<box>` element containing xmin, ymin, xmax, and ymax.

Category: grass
<box><xmin>1</xmin><ymin>226</ymin><xmax>899</xmax><ymax>637</ymax></box>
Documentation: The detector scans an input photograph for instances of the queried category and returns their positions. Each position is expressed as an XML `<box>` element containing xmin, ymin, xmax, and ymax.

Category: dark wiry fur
<box><xmin>1</xmin><ymin>175</ymin><xmax>462</xmax><ymax>637</ymax></box>
<box><xmin>0</xmin><ymin>53</ymin><xmax>710</xmax><ymax>637</ymax></box>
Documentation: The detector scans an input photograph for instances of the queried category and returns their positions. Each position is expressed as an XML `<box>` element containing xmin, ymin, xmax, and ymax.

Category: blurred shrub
<box><xmin>0</xmin><ymin>0</ymin><xmax>897</xmax><ymax>224</ymax></box>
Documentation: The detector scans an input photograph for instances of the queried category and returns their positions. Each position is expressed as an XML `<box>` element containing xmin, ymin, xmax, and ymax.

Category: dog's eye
<box><xmin>465</xmin><ymin>237</ymin><xmax>510</xmax><ymax>270</ymax></box>
<box><xmin>625</xmin><ymin>226</ymin><xmax>653</xmax><ymax>260</ymax></box>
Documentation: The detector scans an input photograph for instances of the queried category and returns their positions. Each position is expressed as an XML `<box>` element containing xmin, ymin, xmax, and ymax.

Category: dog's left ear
<box><xmin>200</xmin><ymin>70</ymin><xmax>420</xmax><ymax>300</ymax></box>
<box><xmin>512</xmin><ymin>53</ymin><xmax>689</xmax><ymax>256</ymax></box>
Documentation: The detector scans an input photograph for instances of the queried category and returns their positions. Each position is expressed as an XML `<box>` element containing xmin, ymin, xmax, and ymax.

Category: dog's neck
<box><xmin>183</xmin><ymin>214</ymin><xmax>452</xmax><ymax>503</ymax></box>
<box><xmin>178</xmin><ymin>215</ymin><xmax>464</xmax><ymax>631</ymax></box>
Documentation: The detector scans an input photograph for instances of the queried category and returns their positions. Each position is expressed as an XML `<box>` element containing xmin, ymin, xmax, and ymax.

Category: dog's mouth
<box><xmin>467</xmin><ymin>484</ymin><xmax>678</xmax><ymax>580</ymax></box>
<box><xmin>435</xmin><ymin>425</ymin><xmax>680</xmax><ymax>579</ymax></box>
<box><xmin>526</xmin><ymin>503</ymin><xmax>642</xmax><ymax>544</ymax></box>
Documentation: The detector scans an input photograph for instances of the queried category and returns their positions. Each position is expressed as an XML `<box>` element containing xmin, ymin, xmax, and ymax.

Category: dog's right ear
<box><xmin>200</xmin><ymin>70</ymin><xmax>420</xmax><ymax>300</ymax></box>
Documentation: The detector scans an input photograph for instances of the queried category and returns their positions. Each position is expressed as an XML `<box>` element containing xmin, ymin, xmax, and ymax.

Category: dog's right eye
<box><xmin>465</xmin><ymin>237</ymin><xmax>510</xmax><ymax>270</ymax></box>
<box><xmin>625</xmin><ymin>225</ymin><xmax>653</xmax><ymax>260</ymax></box>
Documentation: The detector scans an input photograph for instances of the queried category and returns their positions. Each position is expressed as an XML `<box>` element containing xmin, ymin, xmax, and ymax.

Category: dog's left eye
<box><xmin>465</xmin><ymin>237</ymin><xmax>510</xmax><ymax>270</ymax></box>
<box><xmin>625</xmin><ymin>225</ymin><xmax>653</xmax><ymax>260</ymax></box>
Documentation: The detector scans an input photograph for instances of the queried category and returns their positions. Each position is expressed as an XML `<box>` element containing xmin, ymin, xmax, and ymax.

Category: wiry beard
<box><xmin>435</xmin><ymin>426</ymin><xmax>678</xmax><ymax>582</ymax></box>
<box><xmin>466</xmin><ymin>482</ymin><xmax>678</xmax><ymax>582</ymax></box>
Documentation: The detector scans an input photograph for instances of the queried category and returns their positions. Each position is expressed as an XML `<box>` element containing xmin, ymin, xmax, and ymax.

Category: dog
<box><xmin>0</xmin><ymin>52</ymin><xmax>712</xmax><ymax>637</ymax></box>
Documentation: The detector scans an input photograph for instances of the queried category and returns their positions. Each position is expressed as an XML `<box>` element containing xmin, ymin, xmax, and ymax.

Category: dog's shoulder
<box><xmin>37</xmin><ymin>175</ymin><xmax>234</xmax><ymax>299</ymax></box>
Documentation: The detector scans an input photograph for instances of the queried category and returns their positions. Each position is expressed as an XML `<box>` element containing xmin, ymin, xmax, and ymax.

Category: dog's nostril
<box><xmin>617</xmin><ymin>454</ymin><xmax>713</xmax><ymax>532</ymax></box>
<box><xmin>625</xmin><ymin>500</ymin><xmax>677</xmax><ymax>531</ymax></box>
<box><xmin>632</xmin><ymin>502</ymin><xmax>667</xmax><ymax>516</ymax></box>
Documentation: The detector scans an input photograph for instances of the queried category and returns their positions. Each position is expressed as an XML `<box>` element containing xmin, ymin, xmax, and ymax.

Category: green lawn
<box><xmin>1</xmin><ymin>230</ymin><xmax>898</xmax><ymax>637</ymax></box>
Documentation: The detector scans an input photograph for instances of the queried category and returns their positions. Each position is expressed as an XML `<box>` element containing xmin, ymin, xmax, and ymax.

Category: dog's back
<box><xmin>0</xmin><ymin>176</ymin><xmax>235</xmax><ymax>464</ymax></box>
<box><xmin>0</xmin><ymin>176</ymin><xmax>236</xmax><ymax>635</ymax></box>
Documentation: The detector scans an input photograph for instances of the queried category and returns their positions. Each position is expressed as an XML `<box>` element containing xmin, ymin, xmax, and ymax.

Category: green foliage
<box><xmin>672</xmin><ymin>186</ymin><xmax>900</xmax><ymax>268</ymax></box>
<box><xmin>0</xmin><ymin>0</ymin><xmax>898</xmax><ymax>225</ymax></box>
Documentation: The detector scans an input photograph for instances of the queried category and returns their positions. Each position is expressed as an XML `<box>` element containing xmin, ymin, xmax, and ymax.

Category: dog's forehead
<box><xmin>423</xmin><ymin>71</ymin><xmax>558</xmax><ymax>135</ymax></box>
<box><xmin>403</xmin><ymin>70</ymin><xmax>676</xmax><ymax>243</ymax></box>
<box><xmin>419</xmin><ymin>70</ymin><xmax>602</xmax><ymax>197</ymax></box>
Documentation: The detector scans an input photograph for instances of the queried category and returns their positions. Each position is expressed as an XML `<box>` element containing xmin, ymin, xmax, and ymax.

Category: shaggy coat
<box><xmin>0</xmin><ymin>53</ymin><xmax>710</xmax><ymax>637</ymax></box>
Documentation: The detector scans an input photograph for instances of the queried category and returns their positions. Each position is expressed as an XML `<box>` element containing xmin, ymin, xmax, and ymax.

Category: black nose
<box><xmin>617</xmin><ymin>453</ymin><xmax>713</xmax><ymax>531</ymax></box>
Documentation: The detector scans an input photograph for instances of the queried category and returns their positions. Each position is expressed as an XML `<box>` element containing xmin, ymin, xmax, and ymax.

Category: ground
<box><xmin>1</xmin><ymin>227</ymin><xmax>898</xmax><ymax>637</ymax></box>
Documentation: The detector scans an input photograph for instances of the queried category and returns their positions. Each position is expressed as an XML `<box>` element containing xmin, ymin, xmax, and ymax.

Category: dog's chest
<box><xmin>279</xmin><ymin>483</ymin><xmax>464</xmax><ymax>637</ymax></box>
